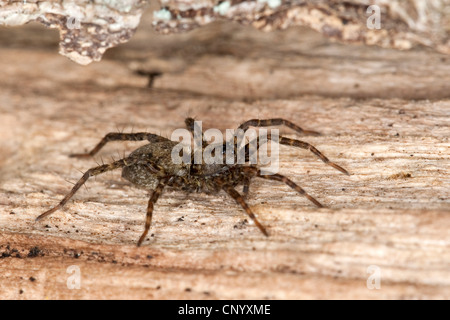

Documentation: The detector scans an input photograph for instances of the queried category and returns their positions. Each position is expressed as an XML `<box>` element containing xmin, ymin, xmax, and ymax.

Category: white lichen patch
<box><xmin>257</xmin><ymin>0</ymin><xmax>282</xmax><ymax>9</ymax></box>
<box><xmin>153</xmin><ymin>8</ymin><xmax>172</xmax><ymax>21</ymax></box>
<box><xmin>153</xmin><ymin>0</ymin><xmax>450</xmax><ymax>56</ymax></box>
<box><xmin>213</xmin><ymin>1</ymin><xmax>231</xmax><ymax>16</ymax></box>
<box><xmin>0</xmin><ymin>0</ymin><xmax>147</xmax><ymax>65</ymax></box>
<box><xmin>2</xmin><ymin>0</ymin><xmax>449</xmax><ymax>64</ymax></box>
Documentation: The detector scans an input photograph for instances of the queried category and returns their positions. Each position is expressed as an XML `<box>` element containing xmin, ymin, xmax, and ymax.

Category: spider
<box><xmin>36</xmin><ymin>118</ymin><xmax>349</xmax><ymax>246</ymax></box>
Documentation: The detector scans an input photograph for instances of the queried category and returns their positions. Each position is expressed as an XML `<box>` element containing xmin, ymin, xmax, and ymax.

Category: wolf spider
<box><xmin>37</xmin><ymin>118</ymin><xmax>349</xmax><ymax>246</ymax></box>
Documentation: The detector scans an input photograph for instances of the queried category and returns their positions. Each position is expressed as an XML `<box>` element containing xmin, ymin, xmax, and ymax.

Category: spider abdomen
<box><xmin>122</xmin><ymin>163</ymin><xmax>160</xmax><ymax>190</ymax></box>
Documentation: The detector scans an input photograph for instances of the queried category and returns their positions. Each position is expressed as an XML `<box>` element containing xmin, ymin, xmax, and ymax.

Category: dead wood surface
<box><xmin>0</xmin><ymin>17</ymin><xmax>449</xmax><ymax>300</ymax></box>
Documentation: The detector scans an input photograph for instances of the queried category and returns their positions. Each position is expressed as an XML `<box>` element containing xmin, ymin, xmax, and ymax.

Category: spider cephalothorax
<box><xmin>37</xmin><ymin>118</ymin><xmax>349</xmax><ymax>246</ymax></box>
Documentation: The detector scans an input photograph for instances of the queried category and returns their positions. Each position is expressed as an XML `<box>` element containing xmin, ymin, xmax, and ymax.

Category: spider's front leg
<box><xmin>70</xmin><ymin>132</ymin><xmax>170</xmax><ymax>158</ymax></box>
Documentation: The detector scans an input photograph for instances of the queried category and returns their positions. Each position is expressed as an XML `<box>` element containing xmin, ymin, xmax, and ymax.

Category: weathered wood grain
<box><xmin>0</xmin><ymin>18</ymin><xmax>449</xmax><ymax>300</ymax></box>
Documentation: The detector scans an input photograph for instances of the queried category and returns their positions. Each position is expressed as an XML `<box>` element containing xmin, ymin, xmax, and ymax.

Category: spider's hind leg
<box><xmin>36</xmin><ymin>156</ymin><xmax>140</xmax><ymax>221</ymax></box>
<box><xmin>243</xmin><ymin>134</ymin><xmax>349</xmax><ymax>175</ymax></box>
<box><xmin>223</xmin><ymin>186</ymin><xmax>268</xmax><ymax>237</ymax></box>
<box><xmin>256</xmin><ymin>171</ymin><xmax>324</xmax><ymax>208</ymax></box>
<box><xmin>279</xmin><ymin>136</ymin><xmax>349</xmax><ymax>175</ymax></box>
<box><xmin>238</xmin><ymin>118</ymin><xmax>321</xmax><ymax>136</ymax></box>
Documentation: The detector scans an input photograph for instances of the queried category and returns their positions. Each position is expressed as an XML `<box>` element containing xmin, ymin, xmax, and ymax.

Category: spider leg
<box><xmin>223</xmin><ymin>186</ymin><xmax>268</xmax><ymax>236</ymax></box>
<box><xmin>279</xmin><ymin>136</ymin><xmax>349</xmax><ymax>175</ymax></box>
<box><xmin>227</xmin><ymin>118</ymin><xmax>319</xmax><ymax>164</ymax></box>
<box><xmin>185</xmin><ymin>117</ymin><xmax>207</xmax><ymax>148</ymax></box>
<box><xmin>243</xmin><ymin>133</ymin><xmax>349</xmax><ymax>175</ymax></box>
<box><xmin>70</xmin><ymin>132</ymin><xmax>170</xmax><ymax>158</ymax></box>
<box><xmin>242</xmin><ymin>176</ymin><xmax>251</xmax><ymax>198</ymax></box>
<box><xmin>237</xmin><ymin>118</ymin><xmax>320</xmax><ymax>136</ymax></box>
<box><xmin>36</xmin><ymin>156</ymin><xmax>140</xmax><ymax>221</ymax></box>
<box><xmin>185</xmin><ymin>117</ymin><xmax>210</xmax><ymax>174</ymax></box>
<box><xmin>137</xmin><ymin>182</ymin><xmax>165</xmax><ymax>247</ymax></box>
<box><xmin>256</xmin><ymin>171</ymin><xmax>324</xmax><ymax>208</ymax></box>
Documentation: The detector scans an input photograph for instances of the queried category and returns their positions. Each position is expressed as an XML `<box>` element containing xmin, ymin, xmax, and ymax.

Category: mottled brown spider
<box><xmin>36</xmin><ymin>118</ymin><xmax>349</xmax><ymax>246</ymax></box>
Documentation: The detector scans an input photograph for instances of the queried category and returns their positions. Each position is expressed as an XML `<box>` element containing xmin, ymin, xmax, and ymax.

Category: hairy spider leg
<box><xmin>185</xmin><ymin>117</ymin><xmax>209</xmax><ymax>174</ymax></box>
<box><xmin>242</xmin><ymin>133</ymin><xmax>349</xmax><ymax>175</ymax></box>
<box><xmin>137</xmin><ymin>181</ymin><xmax>166</xmax><ymax>247</ymax></box>
<box><xmin>255</xmin><ymin>171</ymin><xmax>324</xmax><ymax>208</ymax></box>
<box><xmin>36</xmin><ymin>156</ymin><xmax>141</xmax><ymax>221</ymax></box>
<box><xmin>223</xmin><ymin>186</ymin><xmax>269</xmax><ymax>237</ymax></box>
<box><xmin>185</xmin><ymin>117</ymin><xmax>208</xmax><ymax>148</ymax></box>
<box><xmin>237</xmin><ymin>118</ymin><xmax>321</xmax><ymax>136</ymax></box>
<box><xmin>227</xmin><ymin>118</ymin><xmax>320</xmax><ymax>164</ymax></box>
<box><xmin>242</xmin><ymin>176</ymin><xmax>251</xmax><ymax>198</ymax></box>
<box><xmin>239</xmin><ymin>166</ymin><xmax>323</xmax><ymax>208</ymax></box>
<box><xmin>70</xmin><ymin>132</ymin><xmax>170</xmax><ymax>158</ymax></box>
